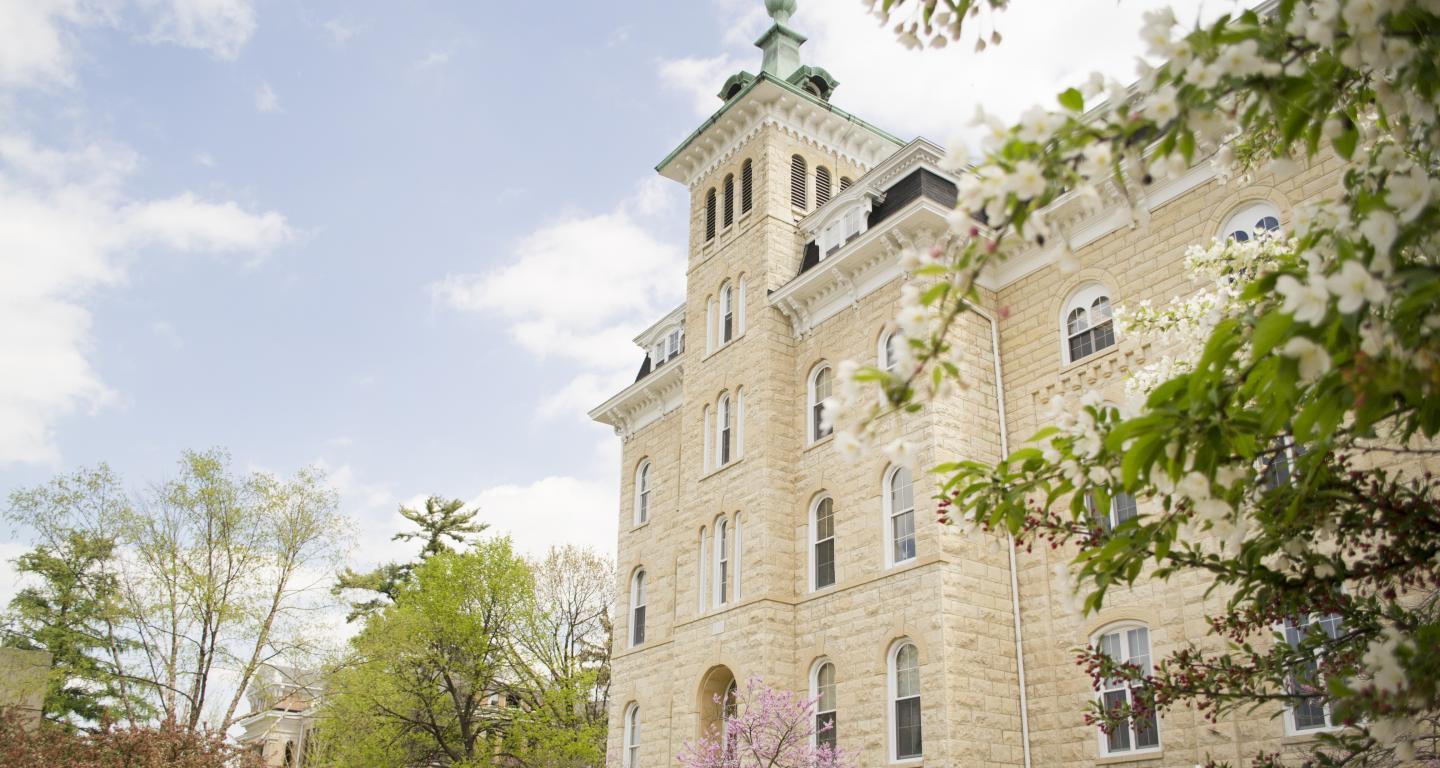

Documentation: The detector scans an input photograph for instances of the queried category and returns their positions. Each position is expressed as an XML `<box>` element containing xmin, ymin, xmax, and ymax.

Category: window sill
<box><xmin>1283</xmin><ymin>726</ymin><xmax>1345</xmax><ymax>744</ymax></box>
<box><xmin>1059</xmin><ymin>341</ymin><xmax>1121</xmax><ymax>375</ymax></box>
<box><xmin>701</xmin><ymin>457</ymin><xmax>744</xmax><ymax>481</ymax></box>
<box><xmin>885</xmin><ymin>556</ymin><xmax>920</xmax><ymax>572</ymax></box>
<box><xmin>888</xmin><ymin>758</ymin><xmax>923</xmax><ymax>767</ymax></box>
<box><xmin>629</xmin><ymin>520</ymin><xmax>650</xmax><ymax>533</ymax></box>
<box><xmin>702</xmin><ymin>332</ymin><xmax>746</xmax><ymax>362</ymax></box>
<box><xmin>804</xmin><ymin>433</ymin><xmax>835</xmax><ymax>453</ymax></box>
<box><xmin>1095</xmin><ymin>748</ymin><xmax>1162</xmax><ymax>765</ymax></box>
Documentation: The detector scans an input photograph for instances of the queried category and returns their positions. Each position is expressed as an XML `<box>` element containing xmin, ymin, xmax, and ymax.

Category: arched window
<box><xmin>1221</xmin><ymin>201</ymin><xmax>1282</xmax><ymax>242</ymax></box>
<box><xmin>880</xmin><ymin>330</ymin><xmax>902</xmax><ymax>372</ymax></box>
<box><xmin>816</xmin><ymin>166</ymin><xmax>832</xmax><ymax>207</ymax></box>
<box><xmin>697</xmin><ymin>527</ymin><xmax>708</xmax><ymax>613</ymax></box>
<box><xmin>790</xmin><ymin>155</ymin><xmax>808</xmax><ymax>209</ymax></box>
<box><xmin>885</xmin><ymin>466</ymin><xmax>917</xmax><ymax>566</ymax></box>
<box><xmin>634</xmin><ymin>460</ymin><xmax>651</xmax><ymax>525</ymax></box>
<box><xmin>630</xmin><ymin>570</ymin><xmax>647</xmax><ymax>647</ymax></box>
<box><xmin>811</xmin><ymin>659</ymin><xmax>837</xmax><ymax>749</ymax></box>
<box><xmin>811</xmin><ymin>495</ymin><xmax>835</xmax><ymax>590</ymax></box>
<box><xmin>723</xmin><ymin>174</ymin><xmax>735</xmax><ymax>228</ymax></box>
<box><xmin>702</xmin><ymin>406</ymin><xmax>713</xmax><ymax>472</ymax></box>
<box><xmin>889</xmin><ymin>641</ymin><xmax>923</xmax><ymax>760</ymax></box>
<box><xmin>718</xmin><ymin>394</ymin><xmax>733</xmax><ymax>467</ymax></box>
<box><xmin>1093</xmin><ymin>624</ymin><xmax>1160</xmax><ymax>756</ymax></box>
<box><xmin>623</xmin><ymin>703</ymin><xmax>640</xmax><ymax>768</ymax></box>
<box><xmin>720</xmin><ymin>282</ymin><xmax>734</xmax><ymax>344</ymax></box>
<box><xmin>283</xmin><ymin>742</ymin><xmax>295</xmax><ymax>768</ymax></box>
<box><xmin>1063</xmin><ymin>284</ymin><xmax>1116</xmax><ymax>364</ymax></box>
<box><xmin>839</xmin><ymin>176</ymin><xmax>853</xmax><ymax>191</ymax></box>
<box><xmin>715</xmin><ymin>517</ymin><xmax>730</xmax><ymax>606</ymax></box>
<box><xmin>741</xmin><ymin>159</ymin><xmax>754</xmax><ymax>213</ymax></box>
<box><xmin>705</xmin><ymin>188</ymin><xmax>717</xmax><ymax>241</ymax></box>
<box><xmin>808</xmin><ymin>364</ymin><xmax>833</xmax><ymax>443</ymax></box>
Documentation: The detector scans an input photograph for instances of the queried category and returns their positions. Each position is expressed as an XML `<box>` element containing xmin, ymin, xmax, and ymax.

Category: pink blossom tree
<box><xmin>676</xmin><ymin>676</ymin><xmax>855</xmax><ymax>768</ymax></box>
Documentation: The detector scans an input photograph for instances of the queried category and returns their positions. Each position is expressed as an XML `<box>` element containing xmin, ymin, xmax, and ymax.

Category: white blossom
<box><xmin>1282</xmin><ymin>336</ymin><xmax>1332</xmax><ymax>382</ymax></box>
<box><xmin>1325</xmin><ymin>260</ymin><xmax>1387</xmax><ymax>313</ymax></box>
<box><xmin>1386</xmin><ymin>166</ymin><xmax>1431</xmax><ymax>222</ymax></box>
<box><xmin>1358</xmin><ymin>209</ymin><xmax>1399</xmax><ymax>260</ymax></box>
<box><xmin>1006</xmin><ymin>160</ymin><xmax>1047</xmax><ymax>199</ymax></box>
<box><xmin>1276</xmin><ymin>274</ymin><xmax>1331</xmax><ymax>325</ymax></box>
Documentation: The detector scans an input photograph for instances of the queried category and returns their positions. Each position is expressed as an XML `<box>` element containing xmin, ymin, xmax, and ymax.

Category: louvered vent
<box><xmin>723</xmin><ymin>174</ymin><xmax>734</xmax><ymax>227</ymax></box>
<box><xmin>815</xmin><ymin>167</ymin><xmax>832</xmax><ymax>207</ymax></box>
<box><xmin>839</xmin><ymin>176</ymin><xmax>853</xmax><ymax>191</ymax></box>
<box><xmin>741</xmin><ymin>160</ymin><xmax>753</xmax><ymax>213</ymax></box>
<box><xmin>705</xmin><ymin>188</ymin><xmax>717</xmax><ymax>240</ymax></box>
<box><xmin>790</xmin><ymin>155</ymin><xmax>808</xmax><ymax>210</ymax></box>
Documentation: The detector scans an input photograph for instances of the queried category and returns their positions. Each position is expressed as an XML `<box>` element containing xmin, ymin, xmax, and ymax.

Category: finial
<box><xmin>766</xmin><ymin>0</ymin><xmax>796</xmax><ymax>24</ymax></box>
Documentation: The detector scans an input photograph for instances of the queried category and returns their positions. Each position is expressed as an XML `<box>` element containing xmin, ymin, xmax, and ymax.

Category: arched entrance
<box><xmin>696</xmin><ymin>665</ymin><xmax>738</xmax><ymax>737</ymax></box>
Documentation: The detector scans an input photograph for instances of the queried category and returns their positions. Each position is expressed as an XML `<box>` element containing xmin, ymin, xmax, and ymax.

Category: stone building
<box><xmin>590</xmin><ymin>1</ymin><xmax>1339</xmax><ymax>765</ymax></box>
<box><xmin>0</xmin><ymin>648</ymin><xmax>52</xmax><ymax>729</ymax></box>
<box><xmin>235</xmin><ymin>666</ymin><xmax>320</xmax><ymax>767</ymax></box>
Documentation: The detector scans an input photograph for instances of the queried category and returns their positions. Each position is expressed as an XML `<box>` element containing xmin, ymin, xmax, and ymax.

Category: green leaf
<box><xmin>1059</xmin><ymin>87</ymin><xmax>1085</xmax><ymax>113</ymax></box>
<box><xmin>1333</xmin><ymin>128</ymin><xmax>1358</xmax><ymax>159</ymax></box>
<box><xmin>1250</xmin><ymin>310</ymin><xmax>1294</xmax><ymax>362</ymax></box>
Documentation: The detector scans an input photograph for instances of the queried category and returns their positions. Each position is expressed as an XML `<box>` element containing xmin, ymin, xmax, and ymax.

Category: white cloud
<box><xmin>467</xmin><ymin>476</ymin><xmax>618</xmax><ymax>559</ymax></box>
<box><xmin>430</xmin><ymin>181</ymin><xmax>684</xmax><ymax>370</ymax></box>
<box><xmin>672</xmin><ymin>0</ymin><xmax>1229</xmax><ymax>143</ymax></box>
<box><xmin>322</xmin><ymin>16</ymin><xmax>358</xmax><ymax>44</ymax></box>
<box><xmin>193</xmin><ymin>150</ymin><xmax>215</xmax><ymax>166</ymax></box>
<box><xmin>0</xmin><ymin>133</ymin><xmax>293</xmax><ymax>466</ymax></box>
<box><xmin>661</xmin><ymin>54</ymin><xmax>746</xmax><ymax>117</ymax></box>
<box><xmin>413</xmin><ymin>48</ymin><xmax>452</xmax><ymax>71</ymax></box>
<box><xmin>0</xmin><ymin>0</ymin><xmax>259</xmax><ymax>93</ymax></box>
<box><xmin>253</xmin><ymin>80</ymin><xmax>280</xmax><ymax>113</ymax></box>
<box><xmin>538</xmin><ymin>370</ymin><xmax>634</xmax><ymax>422</ymax></box>
<box><xmin>150</xmin><ymin>319</ymin><xmax>184</xmax><ymax>348</ymax></box>
<box><xmin>0</xmin><ymin>0</ymin><xmax>98</xmax><ymax>90</ymax></box>
<box><xmin>142</xmin><ymin>0</ymin><xmax>256</xmax><ymax>60</ymax></box>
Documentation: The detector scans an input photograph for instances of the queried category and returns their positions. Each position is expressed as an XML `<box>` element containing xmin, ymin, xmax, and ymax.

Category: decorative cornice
<box><xmin>588</xmin><ymin>361</ymin><xmax>685</xmax><ymax>440</ymax></box>
<box><xmin>659</xmin><ymin>78</ymin><xmax>903</xmax><ymax>189</ymax></box>
<box><xmin>769</xmin><ymin>201</ymin><xmax>951</xmax><ymax>338</ymax></box>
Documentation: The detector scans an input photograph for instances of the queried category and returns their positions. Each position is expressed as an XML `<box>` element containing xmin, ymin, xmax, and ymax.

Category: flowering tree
<box><xmin>824</xmin><ymin>0</ymin><xmax>1440</xmax><ymax>765</ymax></box>
<box><xmin>676</xmin><ymin>676</ymin><xmax>854</xmax><ymax>768</ymax></box>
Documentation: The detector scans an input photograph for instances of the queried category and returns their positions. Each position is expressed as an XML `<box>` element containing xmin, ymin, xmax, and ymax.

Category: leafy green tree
<box><xmin>829</xmin><ymin>1</ymin><xmax>1440</xmax><ymax>765</ymax></box>
<box><xmin>5</xmin><ymin>452</ymin><xmax>351</xmax><ymax>732</ymax></box>
<box><xmin>333</xmin><ymin>496</ymin><xmax>486</xmax><ymax>622</ymax></box>
<box><xmin>314</xmin><ymin>539</ymin><xmax>534</xmax><ymax>768</ymax></box>
<box><xmin>501</xmin><ymin>546</ymin><xmax>613</xmax><ymax>768</ymax></box>
<box><xmin>3</xmin><ymin>530</ymin><xmax>142</xmax><ymax>726</ymax></box>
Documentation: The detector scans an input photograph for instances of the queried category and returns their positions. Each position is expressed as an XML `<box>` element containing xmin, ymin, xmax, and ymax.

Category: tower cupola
<box><xmin>757</xmin><ymin>0</ymin><xmax>806</xmax><ymax>78</ymax></box>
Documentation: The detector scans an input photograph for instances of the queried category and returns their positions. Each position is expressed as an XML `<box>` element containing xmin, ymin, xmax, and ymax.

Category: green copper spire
<box><xmin>757</xmin><ymin>0</ymin><xmax>805</xmax><ymax>78</ymax></box>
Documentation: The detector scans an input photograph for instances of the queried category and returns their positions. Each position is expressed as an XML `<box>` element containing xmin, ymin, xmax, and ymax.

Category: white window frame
<box><xmin>879</xmin><ymin>329</ymin><xmax>902</xmax><ymax>372</ymax></box>
<box><xmin>697</xmin><ymin>527</ymin><xmax>708</xmax><ymax>614</ymax></box>
<box><xmin>887</xmin><ymin>640</ymin><xmax>923</xmax><ymax>762</ymax></box>
<box><xmin>717</xmin><ymin>394</ymin><xmax>733</xmax><ymax>467</ymax></box>
<box><xmin>634</xmin><ymin>460</ymin><xmax>651</xmax><ymax>526</ymax></box>
<box><xmin>720</xmin><ymin>282</ymin><xmax>734</xmax><ymax>345</ymax></box>
<box><xmin>810</xmin><ymin>658</ymin><xmax>837</xmax><ymax>750</ymax></box>
<box><xmin>807</xmin><ymin>363</ymin><xmax>833</xmax><ymax>444</ymax></box>
<box><xmin>706</xmin><ymin>296</ymin><xmax>717</xmax><ymax>355</ymax></box>
<box><xmin>1221</xmin><ymin>201</ymin><xmax>1283</xmax><ymax>242</ymax></box>
<box><xmin>623</xmin><ymin>703</ymin><xmax>640</xmax><ymax>768</ymax></box>
<box><xmin>1061</xmin><ymin>283</ymin><xmax>1117</xmax><ymax>365</ymax></box>
<box><xmin>735</xmin><ymin>387</ymin><xmax>745</xmax><ymax>460</ymax></box>
<box><xmin>1092</xmin><ymin>623</ymin><xmax>1161</xmax><ymax>757</ymax></box>
<box><xmin>733</xmin><ymin>513</ymin><xmax>743</xmax><ymax>601</ymax></box>
<box><xmin>884</xmin><ymin>465</ymin><xmax>917</xmax><ymax>568</ymax></box>
<box><xmin>714</xmin><ymin>516</ymin><xmax>730</xmax><ymax>607</ymax></box>
<box><xmin>630</xmin><ymin>569</ymin><xmax>647</xmax><ymax>648</ymax></box>
<box><xmin>810</xmin><ymin>494</ymin><xmax>836</xmax><ymax>592</ymax></box>
<box><xmin>1280</xmin><ymin>612</ymin><xmax>1344</xmax><ymax>735</ymax></box>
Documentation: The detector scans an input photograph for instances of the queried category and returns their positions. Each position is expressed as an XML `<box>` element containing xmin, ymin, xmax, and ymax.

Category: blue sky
<box><xmin>0</xmin><ymin>0</ymin><xmax>1225</xmax><ymax>588</ymax></box>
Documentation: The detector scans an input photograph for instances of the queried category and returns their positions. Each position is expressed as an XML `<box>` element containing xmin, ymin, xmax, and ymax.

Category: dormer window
<box><xmin>816</xmin><ymin>201</ymin><xmax>869</xmax><ymax>257</ymax></box>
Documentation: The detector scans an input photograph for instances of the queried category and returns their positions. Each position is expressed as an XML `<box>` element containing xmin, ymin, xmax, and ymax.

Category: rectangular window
<box><xmin>895</xmin><ymin>698</ymin><xmax>921</xmax><ymax>758</ymax></box>
<box><xmin>816</xmin><ymin>711</ymin><xmax>836</xmax><ymax>749</ymax></box>
<box><xmin>815</xmin><ymin>497</ymin><xmax>836</xmax><ymax>589</ymax></box>
<box><xmin>890</xmin><ymin>469</ymin><xmax>917</xmax><ymax>565</ymax></box>
<box><xmin>718</xmin><ymin>522</ymin><xmax>730</xmax><ymax>606</ymax></box>
<box><xmin>1285</xmin><ymin>613</ymin><xmax>1342</xmax><ymax>731</ymax></box>
<box><xmin>631</xmin><ymin>606</ymin><xmax>645</xmax><ymax>646</ymax></box>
